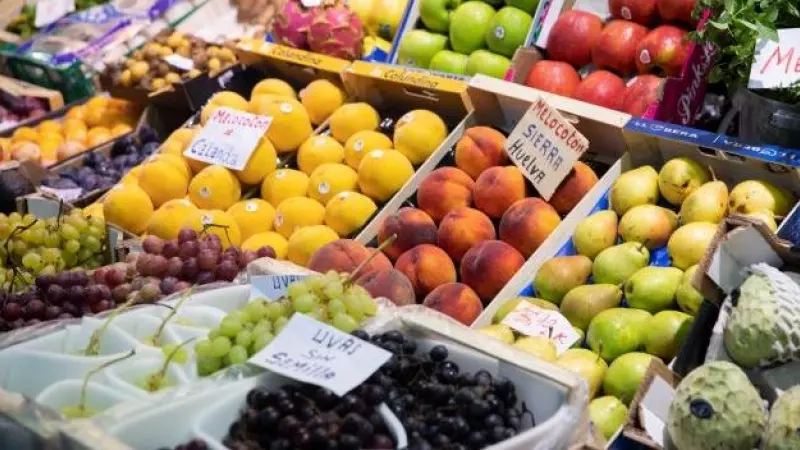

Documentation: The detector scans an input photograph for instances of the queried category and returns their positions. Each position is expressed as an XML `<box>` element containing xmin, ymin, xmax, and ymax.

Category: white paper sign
<box><xmin>504</xmin><ymin>97</ymin><xmax>589</xmax><ymax>200</ymax></box>
<box><xmin>249</xmin><ymin>274</ymin><xmax>309</xmax><ymax>301</ymax></box>
<box><xmin>640</xmin><ymin>376</ymin><xmax>676</xmax><ymax>446</ymax></box>
<box><xmin>35</xmin><ymin>0</ymin><xmax>76</xmax><ymax>28</ymax></box>
<box><xmin>39</xmin><ymin>186</ymin><xmax>83</xmax><ymax>202</ymax></box>
<box><xmin>163</xmin><ymin>54</ymin><xmax>194</xmax><ymax>72</ymax></box>
<box><xmin>501</xmin><ymin>302</ymin><xmax>580</xmax><ymax>354</ymax></box>
<box><xmin>749</xmin><ymin>28</ymin><xmax>800</xmax><ymax>89</ymax></box>
<box><xmin>249</xmin><ymin>314</ymin><xmax>392</xmax><ymax>395</ymax></box>
<box><xmin>184</xmin><ymin>107</ymin><xmax>272</xmax><ymax>170</ymax></box>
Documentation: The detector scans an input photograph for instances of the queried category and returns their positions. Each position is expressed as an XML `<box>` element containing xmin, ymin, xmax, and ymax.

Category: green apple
<box><xmin>486</xmin><ymin>6</ymin><xmax>532</xmax><ymax>57</ymax></box>
<box><xmin>419</xmin><ymin>0</ymin><xmax>463</xmax><ymax>33</ymax></box>
<box><xmin>466</xmin><ymin>49</ymin><xmax>510</xmax><ymax>78</ymax></box>
<box><xmin>429</xmin><ymin>49</ymin><xmax>469</xmax><ymax>75</ymax></box>
<box><xmin>449</xmin><ymin>1</ymin><xmax>496</xmax><ymax>54</ymax></box>
<box><xmin>603</xmin><ymin>352</ymin><xmax>658</xmax><ymax>405</ymax></box>
<box><xmin>589</xmin><ymin>396</ymin><xmax>628</xmax><ymax>439</ymax></box>
<box><xmin>397</xmin><ymin>30</ymin><xmax>448</xmax><ymax>68</ymax></box>
<box><xmin>506</xmin><ymin>0</ymin><xmax>540</xmax><ymax>14</ymax></box>
<box><xmin>643</xmin><ymin>310</ymin><xmax>693</xmax><ymax>361</ymax></box>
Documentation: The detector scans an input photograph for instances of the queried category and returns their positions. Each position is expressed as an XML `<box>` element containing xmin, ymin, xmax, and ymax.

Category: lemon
<box><xmin>242</xmin><ymin>232</ymin><xmax>289</xmax><ymax>259</ymax></box>
<box><xmin>152</xmin><ymin>153</ymin><xmax>192</xmax><ymax>181</ymax></box>
<box><xmin>393</xmin><ymin>109</ymin><xmax>447</xmax><ymax>164</ymax></box>
<box><xmin>262</xmin><ymin>98</ymin><xmax>313</xmax><ymax>153</ymax></box>
<box><xmin>227</xmin><ymin>199</ymin><xmax>276</xmax><ymax>241</ymax></box>
<box><xmin>287</xmin><ymin>225</ymin><xmax>339</xmax><ymax>266</ymax></box>
<box><xmin>325</xmin><ymin>191</ymin><xmax>378</xmax><ymax>237</ymax></box>
<box><xmin>328</xmin><ymin>102</ymin><xmax>380</xmax><ymax>143</ymax></box>
<box><xmin>261</xmin><ymin>169</ymin><xmax>310</xmax><ymax>207</ymax></box>
<box><xmin>275</xmin><ymin>197</ymin><xmax>325</xmax><ymax>238</ymax></box>
<box><xmin>200</xmin><ymin>91</ymin><xmax>249</xmax><ymax>125</ymax></box>
<box><xmin>344</xmin><ymin>130</ymin><xmax>393</xmax><ymax>169</ymax></box>
<box><xmin>308</xmin><ymin>163</ymin><xmax>358</xmax><ymax>205</ymax></box>
<box><xmin>138</xmin><ymin>160</ymin><xmax>189</xmax><ymax>207</ymax></box>
<box><xmin>251</xmin><ymin>78</ymin><xmax>297</xmax><ymax>99</ymax></box>
<box><xmin>82</xmin><ymin>203</ymin><xmax>104</xmax><ymax>219</ymax></box>
<box><xmin>103</xmin><ymin>184</ymin><xmax>154</xmax><ymax>234</ymax></box>
<box><xmin>188</xmin><ymin>165</ymin><xmax>242</xmax><ymax>210</ymax></box>
<box><xmin>297</xmin><ymin>135</ymin><xmax>344</xmax><ymax>174</ymax></box>
<box><xmin>37</xmin><ymin>120</ymin><xmax>62</xmax><ymax>135</ymax></box>
<box><xmin>65</xmin><ymin>105</ymin><xmax>85</xmax><ymax>121</ymax></box>
<box><xmin>11</xmin><ymin>127</ymin><xmax>38</xmax><ymax>143</ymax></box>
<box><xmin>233</xmin><ymin>137</ymin><xmax>277</xmax><ymax>185</ymax></box>
<box><xmin>87</xmin><ymin>127</ymin><xmax>112</xmax><ymax>147</ymax></box>
<box><xmin>146</xmin><ymin>199</ymin><xmax>199</xmax><ymax>240</ymax></box>
<box><xmin>183</xmin><ymin>209</ymin><xmax>242</xmax><ymax>248</ymax></box>
<box><xmin>166</xmin><ymin>127</ymin><xmax>198</xmax><ymax>149</ymax></box>
<box><xmin>249</xmin><ymin>94</ymin><xmax>291</xmax><ymax>115</ymax></box>
<box><xmin>299</xmin><ymin>79</ymin><xmax>346</xmax><ymax>125</ymax></box>
<box><xmin>111</xmin><ymin>123</ymin><xmax>133</xmax><ymax>137</ymax></box>
<box><xmin>120</xmin><ymin>166</ymin><xmax>142</xmax><ymax>186</ymax></box>
<box><xmin>358</xmin><ymin>150</ymin><xmax>414</xmax><ymax>202</ymax></box>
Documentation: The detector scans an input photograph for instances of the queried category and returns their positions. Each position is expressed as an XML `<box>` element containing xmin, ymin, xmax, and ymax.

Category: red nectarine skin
<box><xmin>549</xmin><ymin>162</ymin><xmax>600</xmax><ymax>215</ymax></box>
<box><xmin>657</xmin><ymin>0</ymin><xmax>695</xmax><ymax>24</ymax></box>
<box><xmin>378</xmin><ymin>207</ymin><xmax>438</xmax><ymax>261</ymax></box>
<box><xmin>573</xmin><ymin>70</ymin><xmax>626</xmax><ymax>110</ymax></box>
<box><xmin>546</xmin><ymin>10</ymin><xmax>604</xmax><ymax>68</ymax></box>
<box><xmin>619</xmin><ymin>75</ymin><xmax>663</xmax><ymax>116</ymax></box>
<box><xmin>437</xmin><ymin>207</ymin><xmax>497</xmax><ymax>263</ymax></box>
<box><xmin>422</xmin><ymin>282</ymin><xmax>484</xmax><ymax>325</ymax></box>
<box><xmin>454</xmin><ymin>126</ymin><xmax>510</xmax><ymax>180</ymax></box>
<box><xmin>610</xmin><ymin>0</ymin><xmax>657</xmax><ymax>25</ymax></box>
<box><xmin>499</xmin><ymin>198</ymin><xmax>562</xmax><ymax>257</ymax></box>
<box><xmin>636</xmin><ymin>25</ymin><xmax>690</xmax><ymax>77</ymax></box>
<box><xmin>473</xmin><ymin>166</ymin><xmax>527</xmax><ymax>219</ymax></box>
<box><xmin>394</xmin><ymin>244</ymin><xmax>457</xmax><ymax>298</ymax></box>
<box><xmin>460</xmin><ymin>240</ymin><xmax>525</xmax><ymax>302</ymax></box>
<box><xmin>525</xmin><ymin>61</ymin><xmax>581</xmax><ymax>98</ymax></box>
<box><xmin>308</xmin><ymin>239</ymin><xmax>392</xmax><ymax>275</ymax></box>
<box><xmin>417</xmin><ymin>167</ymin><xmax>475</xmax><ymax>223</ymax></box>
<box><xmin>592</xmin><ymin>20</ymin><xmax>650</xmax><ymax>75</ymax></box>
<box><xmin>356</xmin><ymin>269</ymin><xmax>417</xmax><ymax>306</ymax></box>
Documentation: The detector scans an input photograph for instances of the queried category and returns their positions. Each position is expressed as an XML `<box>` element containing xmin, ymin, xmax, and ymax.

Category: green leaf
<box><xmin>708</xmin><ymin>19</ymin><xmax>730</xmax><ymax>30</ymax></box>
<box><xmin>756</xmin><ymin>23</ymin><xmax>779</xmax><ymax>41</ymax></box>
<box><xmin>734</xmin><ymin>18</ymin><xmax>759</xmax><ymax>31</ymax></box>
<box><xmin>724</xmin><ymin>0</ymin><xmax>737</xmax><ymax>13</ymax></box>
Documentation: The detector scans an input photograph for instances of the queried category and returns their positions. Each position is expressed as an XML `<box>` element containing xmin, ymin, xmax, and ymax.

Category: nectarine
<box><xmin>356</xmin><ymin>269</ymin><xmax>417</xmax><ymax>306</ymax></box>
<box><xmin>416</xmin><ymin>167</ymin><xmax>474</xmax><ymax>223</ymax></box>
<box><xmin>473</xmin><ymin>166</ymin><xmax>527</xmax><ymax>219</ymax></box>
<box><xmin>422</xmin><ymin>282</ymin><xmax>483</xmax><ymax>325</ymax></box>
<box><xmin>499</xmin><ymin>198</ymin><xmax>561</xmax><ymax>257</ymax></box>
<box><xmin>437</xmin><ymin>207</ymin><xmax>496</xmax><ymax>263</ymax></box>
<box><xmin>378</xmin><ymin>207</ymin><xmax>438</xmax><ymax>261</ymax></box>
<box><xmin>573</xmin><ymin>71</ymin><xmax>626</xmax><ymax>110</ymax></box>
<box><xmin>454</xmin><ymin>126</ymin><xmax>509</xmax><ymax>180</ymax></box>
<box><xmin>395</xmin><ymin>244</ymin><xmax>457</xmax><ymax>298</ymax></box>
<box><xmin>460</xmin><ymin>240</ymin><xmax>525</xmax><ymax>302</ymax></box>
<box><xmin>549</xmin><ymin>162</ymin><xmax>599</xmax><ymax>215</ymax></box>
<box><xmin>619</xmin><ymin>75</ymin><xmax>663</xmax><ymax>117</ymax></box>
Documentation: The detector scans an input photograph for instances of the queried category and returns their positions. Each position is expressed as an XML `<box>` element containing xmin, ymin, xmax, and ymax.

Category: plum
<box><xmin>138</xmin><ymin>126</ymin><xmax>158</xmax><ymax>144</ymax></box>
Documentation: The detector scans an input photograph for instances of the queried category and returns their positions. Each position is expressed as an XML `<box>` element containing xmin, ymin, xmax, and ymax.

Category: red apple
<box><xmin>636</xmin><ymin>25</ymin><xmax>691</xmax><ymax>77</ymax></box>
<box><xmin>610</xmin><ymin>0</ymin><xmax>657</xmax><ymax>25</ymax></box>
<box><xmin>546</xmin><ymin>10</ymin><xmax>604</xmax><ymax>68</ymax></box>
<box><xmin>619</xmin><ymin>75</ymin><xmax>663</xmax><ymax>116</ymax></box>
<box><xmin>657</xmin><ymin>0</ymin><xmax>696</xmax><ymax>23</ymax></box>
<box><xmin>574</xmin><ymin>71</ymin><xmax>626</xmax><ymax>110</ymax></box>
<box><xmin>592</xmin><ymin>20</ymin><xmax>649</xmax><ymax>75</ymax></box>
<box><xmin>525</xmin><ymin>61</ymin><xmax>581</xmax><ymax>98</ymax></box>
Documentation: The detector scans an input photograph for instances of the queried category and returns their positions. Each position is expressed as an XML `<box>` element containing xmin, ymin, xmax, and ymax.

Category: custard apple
<box><xmin>667</xmin><ymin>361</ymin><xmax>766</xmax><ymax>450</ymax></box>
<box><xmin>763</xmin><ymin>386</ymin><xmax>800</xmax><ymax>450</ymax></box>
<box><xmin>724</xmin><ymin>264</ymin><xmax>800</xmax><ymax>368</ymax></box>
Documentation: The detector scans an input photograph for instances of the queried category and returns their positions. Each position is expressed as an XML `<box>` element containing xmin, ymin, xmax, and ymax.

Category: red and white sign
<box><xmin>749</xmin><ymin>28</ymin><xmax>800</xmax><ymax>90</ymax></box>
<box><xmin>184</xmin><ymin>107</ymin><xmax>272</xmax><ymax>171</ymax></box>
<box><xmin>501</xmin><ymin>302</ymin><xmax>580</xmax><ymax>354</ymax></box>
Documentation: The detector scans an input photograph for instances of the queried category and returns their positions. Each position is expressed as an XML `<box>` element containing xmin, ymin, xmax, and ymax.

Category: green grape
<box><xmin>332</xmin><ymin>313</ymin><xmax>359</xmax><ymax>333</ymax></box>
<box><xmin>307</xmin><ymin>276</ymin><xmax>325</xmax><ymax>294</ymax></box>
<box><xmin>306</xmin><ymin>307</ymin><xmax>325</xmax><ymax>322</ymax></box>
<box><xmin>195</xmin><ymin>339</ymin><xmax>213</xmax><ymax>358</ymax></box>
<box><xmin>197</xmin><ymin>356</ymin><xmax>223</xmax><ymax>376</ymax></box>
<box><xmin>274</xmin><ymin>316</ymin><xmax>289</xmax><ymax>334</ymax></box>
<box><xmin>63</xmin><ymin>239</ymin><xmax>80</xmax><ymax>254</ymax></box>
<box><xmin>328</xmin><ymin>298</ymin><xmax>346</xmax><ymax>316</ymax></box>
<box><xmin>244</xmin><ymin>300</ymin><xmax>266</xmax><ymax>323</ymax></box>
<box><xmin>235</xmin><ymin>329</ymin><xmax>252</xmax><ymax>348</ymax></box>
<box><xmin>323</xmin><ymin>280</ymin><xmax>345</xmax><ymax>300</ymax></box>
<box><xmin>287</xmin><ymin>280</ymin><xmax>310</xmax><ymax>298</ymax></box>
<box><xmin>66</xmin><ymin>215</ymin><xmax>89</xmax><ymax>233</ymax></box>
<box><xmin>252</xmin><ymin>320</ymin><xmax>272</xmax><ymax>337</ymax></box>
<box><xmin>292</xmin><ymin>293</ymin><xmax>318</xmax><ymax>313</ymax></box>
<box><xmin>228</xmin><ymin>345</ymin><xmax>249</xmax><ymax>364</ymax></box>
<box><xmin>218</xmin><ymin>317</ymin><xmax>243</xmax><ymax>338</ymax></box>
<box><xmin>30</xmin><ymin>228</ymin><xmax>46</xmax><ymax>245</ymax></box>
<box><xmin>82</xmin><ymin>235</ymin><xmax>102</xmax><ymax>252</ymax></box>
<box><xmin>0</xmin><ymin>221</ymin><xmax>11</xmax><ymax>239</ymax></box>
<box><xmin>251</xmin><ymin>332</ymin><xmax>274</xmax><ymax>354</ymax></box>
<box><xmin>41</xmin><ymin>247</ymin><xmax>61</xmax><ymax>264</ymax></box>
<box><xmin>210</xmin><ymin>336</ymin><xmax>232</xmax><ymax>358</ymax></box>
<box><xmin>265</xmin><ymin>301</ymin><xmax>289</xmax><ymax>320</ymax></box>
<box><xmin>7</xmin><ymin>212</ymin><xmax>21</xmax><ymax>223</ymax></box>
<box><xmin>39</xmin><ymin>265</ymin><xmax>56</xmax><ymax>276</ymax></box>
<box><xmin>21</xmin><ymin>252</ymin><xmax>42</xmax><ymax>271</ymax></box>
<box><xmin>43</xmin><ymin>231</ymin><xmax>61</xmax><ymax>247</ymax></box>
<box><xmin>359</xmin><ymin>293</ymin><xmax>377</xmax><ymax>316</ymax></box>
<box><xmin>227</xmin><ymin>310</ymin><xmax>246</xmax><ymax>324</ymax></box>
<box><xmin>208</xmin><ymin>328</ymin><xmax>220</xmax><ymax>340</ymax></box>
<box><xmin>21</xmin><ymin>213</ymin><xmax>35</xmax><ymax>225</ymax></box>
<box><xmin>162</xmin><ymin>344</ymin><xmax>189</xmax><ymax>364</ymax></box>
<box><xmin>60</xmin><ymin>223</ymin><xmax>80</xmax><ymax>241</ymax></box>
<box><xmin>89</xmin><ymin>215</ymin><xmax>105</xmax><ymax>228</ymax></box>
<box><xmin>12</xmin><ymin>239</ymin><xmax>27</xmax><ymax>256</ymax></box>
<box><xmin>343</xmin><ymin>293</ymin><xmax>364</xmax><ymax>320</ymax></box>
<box><xmin>87</xmin><ymin>225</ymin><xmax>105</xmax><ymax>238</ymax></box>
<box><xmin>77</xmin><ymin>247</ymin><xmax>94</xmax><ymax>262</ymax></box>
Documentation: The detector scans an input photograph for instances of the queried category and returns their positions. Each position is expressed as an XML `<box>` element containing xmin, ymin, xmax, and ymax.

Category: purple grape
<box><xmin>242</xmin><ymin>250</ymin><xmax>258</xmax><ymax>267</ymax></box>
<box><xmin>196</xmin><ymin>271</ymin><xmax>215</xmax><ymax>285</ymax></box>
<box><xmin>62</xmin><ymin>302</ymin><xmax>80</xmax><ymax>317</ymax></box>
<box><xmin>179</xmin><ymin>241</ymin><xmax>199</xmax><ymax>259</ymax></box>
<box><xmin>11</xmin><ymin>319</ymin><xmax>25</xmax><ymax>329</ymax></box>
<box><xmin>160</xmin><ymin>277</ymin><xmax>179</xmax><ymax>295</ymax></box>
<box><xmin>26</xmin><ymin>319</ymin><xmax>41</xmax><ymax>327</ymax></box>
<box><xmin>68</xmin><ymin>286</ymin><xmax>86</xmax><ymax>305</ymax></box>
<box><xmin>58</xmin><ymin>313</ymin><xmax>74</xmax><ymax>319</ymax></box>
<box><xmin>35</xmin><ymin>274</ymin><xmax>56</xmax><ymax>291</ymax></box>
<box><xmin>215</xmin><ymin>260</ymin><xmax>239</xmax><ymax>282</ymax></box>
<box><xmin>105</xmin><ymin>268</ymin><xmax>126</xmax><ymax>287</ymax></box>
<box><xmin>142</xmin><ymin>235</ymin><xmax>165</xmax><ymax>255</ymax></box>
<box><xmin>136</xmin><ymin>254</ymin><xmax>153</xmax><ymax>276</ymax></box>
<box><xmin>46</xmin><ymin>284</ymin><xmax>66</xmax><ymax>305</ymax></box>
<box><xmin>178</xmin><ymin>228</ymin><xmax>198</xmax><ymax>244</ymax></box>
<box><xmin>175</xmin><ymin>281</ymin><xmax>192</xmax><ymax>292</ymax></box>
<box><xmin>25</xmin><ymin>300</ymin><xmax>45</xmax><ymax>319</ymax></box>
<box><xmin>166</xmin><ymin>257</ymin><xmax>183</xmax><ymax>278</ymax></box>
<box><xmin>181</xmin><ymin>257</ymin><xmax>199</xmax><ymax>281</ymax></box>
<box><xmin>44</xmin><ymin>306</ymin><xmax>62</xmax><ymax>320</ymax></box>
<box><xmin>139</xmin><ymin>283</ymin><xmax>162</xmax><ymax>302</ymax></box>
<box><xmin>256</xmin><ymin>246</ymin><xmax>276</xmax><ymax>259</ymax></box>
<box><xmin>149</xmin><ymin>255</ymin><xmax>169</xmax><ymax>278</ymax></box>
<box><xmin>93</xmin><ymin>267</ymin><xmax>109</xmax><ymax>285</ymax></box>
<box><xmin>197</xmin><ymin>249</ymin><xmax>218</xmax><ymax>271</ymax></box>
<box><xmin>91</xmin><ymin>300</ymin><xmax>111</xmax><ymax>314</ymax></box>
<box><xmin>71</xmin><ymin>271</ymin><xmax>89</xmax><ymax>286</ymax></box>
<box><xmin>162</xmin><ymin>240</ymin><xmax>179</xmax><ymax>258</ymax></box>
<box><xmin>2</xmin><ymin>303</ymin><xmax>22</xmax><ymax>321</ymax></box>
<box><xmin>112</xmin><ymin>283</ymin><xmax>133</xmax><ymax>302</ymax></box>
<box><xmin>131</xmin><ymin>277</ymin><xmax>148</xmax><ymax>291</ymax></box>
<box><xmin>55</xmin><ymin>271</ymin><xmax>71</xmax><ymax>286</ymax></box>
<box><xmin>86</xmin><ymin>285</ymin><xmax>105</xmax><ymax>305</ymax></box>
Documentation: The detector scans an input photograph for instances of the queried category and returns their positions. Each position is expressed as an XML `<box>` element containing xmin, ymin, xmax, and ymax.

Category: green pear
<box><xmin>680</xmin><ymin>180</ymin><xmax>729</xmax><ymax>224</ymax></box>
<box><xmin>618</xmin><ymin>205</ymin><xmax>678</xmax><ymax>249</ymax></box>
<box><xmin>534</xmin><ymin>255</ymin><xmax>593</xmax><ymax>305</ymax></box>
<box><xmin>478</xmin><ymin>324</ymin><xmax>515</xmax><ymax>344</ymax></box>
<box><xmin>493</xmin><ymin>296</ymin><xmax>558</xmax><ymax>323</ymax></box>
<box><xmin>643</xmin><ymin>310</ymin><xmax>693</xmax><ymax>360</ymax></box>
<box><xmin>589</xmin><ymin>396</ymin><xmax>628</xmax><ymax>439</ymax></box>
<box><xmin>559</xmin><ymin>284</ymin><xmax>623</xmax><ymax>331</ymax></box>
<box><xmin>610</xmin><ymin>166</ymin><xmax>659</xmax><ymax>216</ymax></box>
<box><xmin>558</xmin><ymin>348</ymin><xmax>608</xmax><ymax>398</ymax></box>
<box><xmin>729</xmin><ymin>180</ymin><xmax>794</xmax><ymax>216</ymax></box>
<box><xmin>657</xmin><ymin>157</ymin><xmax>710</xmax><ymax>205</ymax></box>
<box><xmin>586</xmin><ymin>308</ymin><xmax>652</xmax><ymax>362</ymax></box>
<box><xmin>592</xmin><ymin>242</ymin><xmax>650</xmax><ymax>285</ymax></box>
<box><xmin>513</xmin><ymin>336</ymin><xmax>557</xmax><ymax>362</ymax></box>
<box><xmin>676</xmin><ymin>264</ymin><xmax>704</xmax><ymax>316</ymax></box>
<box><xmin>624</xmin><ymin>266</ymin><xmax>684</xmax><ymax>313</ymax></box>
<box><xmin>667</xmin><ymin>222</ymin><xmax>718</xmax><ymax>270</ymax></box>
<box><xmin>572</xmin><ymin>210</ymin><xmax>619</xmax><ymax>260</ymax></box>
<box><xmin>603</xmin><ymin>352</ymin><xmax>657</xmax><ymax>405</ymax></box>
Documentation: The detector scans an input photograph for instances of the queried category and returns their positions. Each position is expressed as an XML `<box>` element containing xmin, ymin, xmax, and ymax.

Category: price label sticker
<box><xmin>184</xmin><ymin>107</ymin><xmax>272</xmax><ymax>170</ymax></box>
<box><xmin>249</xmin><ymin>274</ymin><xmax>309</xmax><ymax>301</ymax></box>
<box><xmin>35</xmin><ymin>0</ymin><xmax>76</xmax><ymax>28</ymax></box>
<box><xmin>501</xmin><ymin>302</ymin><xmax>580</xmax><ymax>354</ymax></box>
<box><xmin>748</xmin><ymin>28</ymin><xmax>800</xmax><ymax>89</ymax></box>
<box><xmin>503</xmin><ymin>97</ymin><xmax>589</xmax><ymax>200</ymax></box>
<box><xmin>249</xmin><ymin>314</ymin><xmax>392</xmax><ymax>395</ymax></box>
<box><xmin>39</xmin><ymin>186</ymin><xmax>83</xmax><ymax>202</ymax></box>
<box><xmin>163</xmin><ymin>54</ymin><xmax>194</xmax><ymax>72</ymax></box>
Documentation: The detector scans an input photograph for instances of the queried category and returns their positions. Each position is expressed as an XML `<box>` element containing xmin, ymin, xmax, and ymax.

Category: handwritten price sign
<box><xmin>501</xmin><ymin>302</ymin><xmax>580</xmax><ymax>354</ymax></box>
<box><xmin>749</xmin><ymin>28</ymin><xmax>800</xmax><ymax>90</ymax></box>
<box><xmin>184</xmin><ymin>107</ymin><xmax>272</xmax><ymax>171</ymax></box>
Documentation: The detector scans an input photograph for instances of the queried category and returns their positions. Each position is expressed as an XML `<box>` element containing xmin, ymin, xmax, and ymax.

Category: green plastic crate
<box><xmin>0</xmin><ymin>50</ymin><xmax>96</xmax><ymax>104</ymax></box>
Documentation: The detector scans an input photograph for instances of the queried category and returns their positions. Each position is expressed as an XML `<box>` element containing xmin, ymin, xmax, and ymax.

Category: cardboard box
<box><xmin>235</xmin><ymin>41</ymin><xmax>350</xmax><ymax>90</ymax></box>
<box><xmin>618</xmin><ymin>359</ymin><xmax>679</xmax><ymax>449</ymax></box>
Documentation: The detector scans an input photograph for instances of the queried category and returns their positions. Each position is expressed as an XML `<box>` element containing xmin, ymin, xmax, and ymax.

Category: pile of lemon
<box><xmin>100</xmin><ymin>77</ymin><xmax>448</xmax><ymax>267</ymax></box>
<box><xmin>0</xmin><ymin>96</ymin><xmax>139</xmax><ymax>166</ymax></box>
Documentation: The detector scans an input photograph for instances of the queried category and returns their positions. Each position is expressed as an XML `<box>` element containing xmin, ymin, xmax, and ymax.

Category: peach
<box><xmin>422</xmin><ymin>282</ymin><xmax>484</xmax><ymax>325</ymax></box>
<box><xmin>307</xmin><ymin>239</ymin><xmax>391</xmax><ymax>276</ymax></box>
<box><xmin>499</xmin><ymin>198</ymin><xmax>562</xmax><ymax>257</ymax></box>
<box><xmin>355</xmin><ymin>269</ymin><xmax>417</xmax><ymax>306</ymax></box>
<box><xmin>437</xmin><ymin>207</ymin><xmax>496</xmax><ymax>263</ymax></box>
<box><xmin>416</xmin><ymin>167</ymin><xmax>474</xmax><ymax>223</ymax></box>
<box><xmin>460</xmin><ymin>240</ymin><xmax>525</xmax><ymax>302</ymax></box>
<box><xmin>473</xmin><ymin>166</ymin><xmax>527</xmax><ymax>219</ymax></box>
<box><xmin>549</xmin><ymin>162</ymin><xmax>599</xmax><ymax>215</ymax></box>
<box><xmin>394</xmin><ymin>244</ymin><xmax>457</xmax><ymax>298</ymax></box>
<box><xmin>454</xmin><ymin>126</ymin><xmax>509</xmax><ymax>180</ymax></box>
<box><xmin>377</xmin><ymin>207</ymin><xmax>438</xmax><ymax>261</ymax></box>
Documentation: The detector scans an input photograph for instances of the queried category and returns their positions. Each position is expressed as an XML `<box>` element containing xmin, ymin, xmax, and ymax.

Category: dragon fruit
<box><xmin>271</xmin><ymin>0</ymin><xmax>316</xmax><ymax>49</ymax></box>
<box><xmin>307</xmin><ymin>2</ymin><xmax>364</xmax><ymax>61</ymax></box>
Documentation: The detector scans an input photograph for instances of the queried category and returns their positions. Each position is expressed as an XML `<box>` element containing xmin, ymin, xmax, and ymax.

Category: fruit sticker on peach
<box><xmin>748</xmin><ymin>28</ymin><xmax>800</xmax><ymax>90</ymax></box>
<box><xmin>501</xmin><ymin>302</ymin><xmax>580</xmax><ymax>354</ymax></box>
<box><xmin>184</xmin><ymin>107</ymin><xmax>272</xmax><ymax>171</ymax></box>
<box><xmin>249</xmin><ymin>313</ymin><xmax>392</xmax><ymax>395</ymax></box>
<box><xmin>504</xmin><ymin>97</ymin><xmax>589</xmax><ymax>200</ymax></box>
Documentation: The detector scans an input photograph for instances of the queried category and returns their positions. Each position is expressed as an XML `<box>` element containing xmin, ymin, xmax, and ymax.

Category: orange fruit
<box><xmin>37</xmin><ymin>120</ymin><xmax>62</xmax><ymax>135</ymax></box>
<box><xmin>87</xmin><ymin>127</ymin><xmax>112</xmax><ymax>147</ymax></box>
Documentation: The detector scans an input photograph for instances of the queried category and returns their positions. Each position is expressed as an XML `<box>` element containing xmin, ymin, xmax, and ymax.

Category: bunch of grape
<box><xmin>155</xmin><ymin>440</ymin><xmax>208</xmax><ymax>450</ymax></box>
<box><xmin>0</xmin><ymin>210</ymin><xmax>107</xmax><ymax>291</ymax></box>
<box><xmin>223</xmin><ymin>383</ymin><xmax>395</xmax><ymax>450</ymax></box>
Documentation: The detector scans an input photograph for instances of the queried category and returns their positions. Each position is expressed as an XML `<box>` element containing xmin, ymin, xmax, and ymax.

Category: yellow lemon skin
<box><xmin>262</xmin><ymin>98</ymin><xmax>313</xmax><ymax>153</ymax></box>
<box><xmin>287</xmin><ymin>225</ymin><xmax>339</xmax><ymax>267</ymax></box>
<box><xmin>138</xmin><ymin>160</ymin><xmax>189</xmax><ymax>207</ymax></box>
<box><xmin>183</xmin><ymin>209</ymin><xmax>242</xmax><ymax>248</ymax></box>
<box><xmin>324</xmin><ymin>191</ymin><xmax>378</xmax><ymax>237</ymax></box>
<box><xmin>328</xmin><ymin>102</ymin><xmax>380</xmax><ymax>144</ymax></box>
<box><xmin>200</xmin><ymin>91</ymin><xmax>249</xmax><ymax>125</ymax></box>
<box><xmin>260</xmin><ymin>169</ymin><xmax>310</xmax><ymax>207</ymax></box>
<box><xmin>251</xmin><ymin>78</ymin><xmax>297</xmax><ymax>99</ymax></box>
<box><xmin>274</xmin><ymin>197</ymin><xmax>325</xmax><ymax>238</ymax></box>
<box><xmin>300</xmin><ymin>79</ymin><xmax>346</xmax><ymax>125</ymax></box>
<box><xmin>393</xmin><ymin>109</ymin><xmax>448</xmax><ymax>165</ymax></box>
<box><xmin>103</xmin><ymin>184</ymin><xmax>154</xmax><ymax>235</ymax></box>
<box><xmin>242</xmin><ymin>231</ymin><xmax>289</xmax><ymax>259</ymax></box>
<box><xmin>297</xmin><ymin>135</ymin><xmax>345</xmax><ymax>175</ymax></box>
<box><xmin>344</xmin><ymin>130</ymin><xmax>392</xmax><ymax>170</ymax></box>
<box><xmin>146</xmin><ymin>199</ymin><xmax>199</xmax><ymax>240</ymax></box>
<box><xmin>188</xmin><ymin>165</ymin><xmax>242</xmax><ymax>210</ymax></box>
<box><xmin>307</xmin><ymin>163</ymin><xmax>358</xmax><ymax>205</ymax></box>
<box><xmin>357</xmin><ymin>149</ymin><xmax>414</xmax><ymax>202</ymax></box>
<box><xmin>233</xmin><ymin>137</ymin><xmax>277</xmax><ymax>185</ymax></box>
<box><xmin>227</xmin><ymin>199</ymin><xmax>277</xmax><ymax>242</ymax></box>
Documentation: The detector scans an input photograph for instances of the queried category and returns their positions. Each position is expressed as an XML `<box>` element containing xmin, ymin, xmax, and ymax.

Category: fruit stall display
<box><xmin>0</xmin><ymin>81</ymin><xmax>60</xmax><ymax>132</ymax></box>
<box><xmin>4</xmin><ymin>0</ymin><xmax>110</xmax><ymax>39</ymax></box>
<box><xmin>395</xmin><ymin>0</ymin><xmax>537</xmax><ymax>78</ymax></box>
